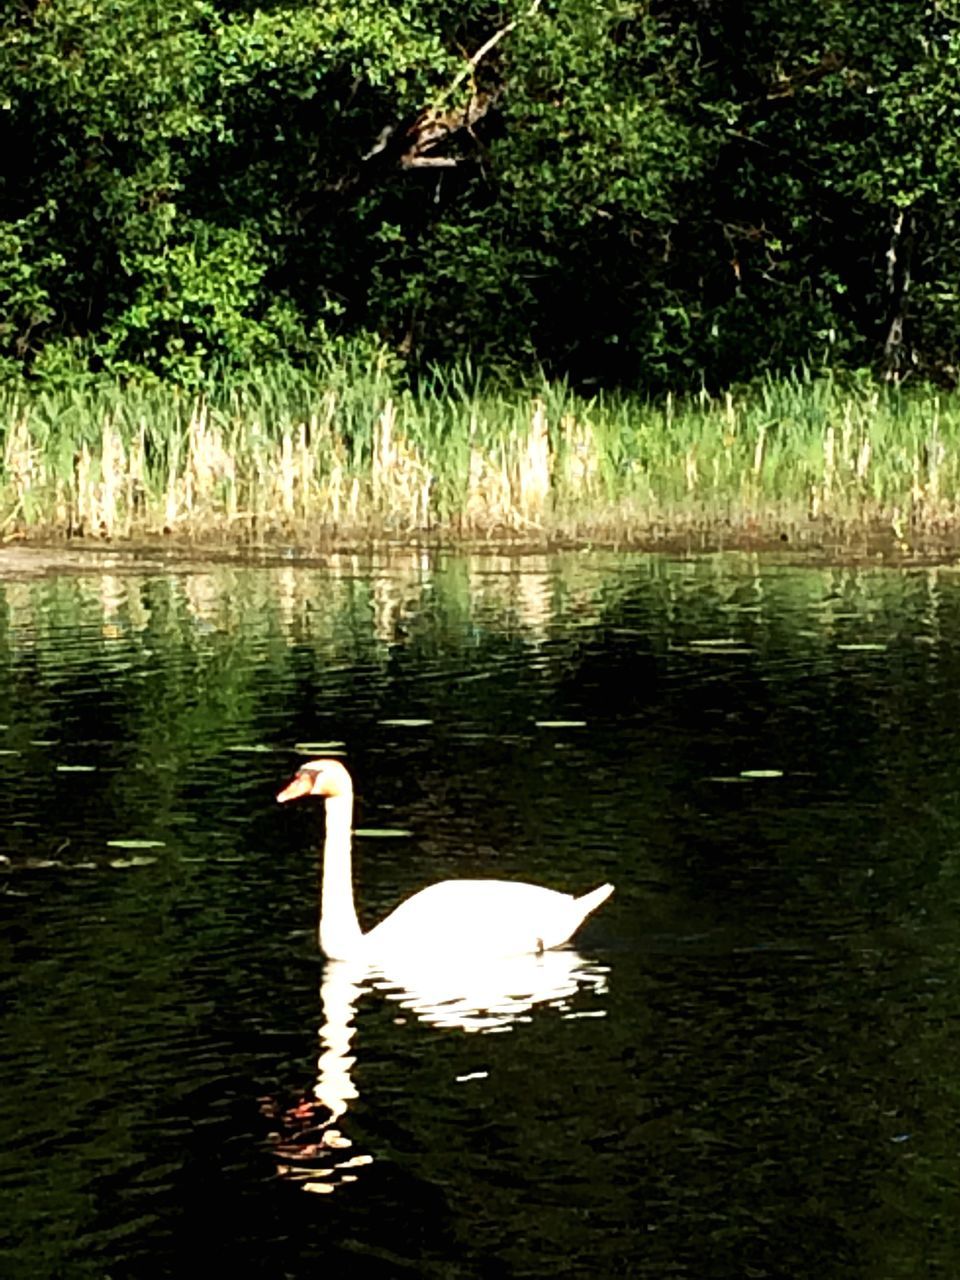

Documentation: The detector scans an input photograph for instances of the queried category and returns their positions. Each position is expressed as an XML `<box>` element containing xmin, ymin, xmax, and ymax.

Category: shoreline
<box><xmin>4</xmin><ymin>373</ymin><xmax>960</xmax><ymax>565</ymax></box>
<box><xmin>4</xmin><ymin>513</ymin><xmax>960</xmax><ymax>579</ymax></box>
<box><xmin>7</xmin><ymin>368</ymin><xmax>960</xmax><ymax>573</ymax></box>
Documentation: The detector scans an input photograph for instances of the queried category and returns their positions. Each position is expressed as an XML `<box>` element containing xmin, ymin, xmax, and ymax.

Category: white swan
<box><xmin>277</xmin><ymin>758</ymin><xmax>614</xmax><ymax>961</ymax></box>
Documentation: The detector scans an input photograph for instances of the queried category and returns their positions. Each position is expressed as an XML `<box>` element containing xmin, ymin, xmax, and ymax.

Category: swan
<box><xmin>277</xmin><ymin>758</ymin><xmax>614</xmax><ymax>961</ymax></box>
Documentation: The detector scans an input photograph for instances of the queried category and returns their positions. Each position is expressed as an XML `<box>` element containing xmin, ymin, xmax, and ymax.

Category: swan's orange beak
<box><xmin>277</xmin><ymin>772</ymin><xmax>314</xmax><ymax>804</ymax></box>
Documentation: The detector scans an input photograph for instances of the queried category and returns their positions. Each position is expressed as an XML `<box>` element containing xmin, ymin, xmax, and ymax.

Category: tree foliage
<box><xmin>2</xmin><ymin>0</ymin><xmax>959</xmax><ymax>388</ymax></box>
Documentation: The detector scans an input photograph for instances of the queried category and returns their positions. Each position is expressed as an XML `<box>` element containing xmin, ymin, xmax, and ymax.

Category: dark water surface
<box><xmin>2</xmin><ymin>551</ymin><xmax>960</xmax><ymax>1278</ymax></box>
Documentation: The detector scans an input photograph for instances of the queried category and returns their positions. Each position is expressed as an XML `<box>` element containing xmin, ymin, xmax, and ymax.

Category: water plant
<box><xmin>1</xmin><ymin>364</ymin><xmax>959</xmax><ymax>547</ymax></box>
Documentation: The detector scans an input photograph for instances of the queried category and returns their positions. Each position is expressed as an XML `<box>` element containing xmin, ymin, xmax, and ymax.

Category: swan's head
<box><xmin>277</xmin><ymin>758</ymin><xmax>353</xmax><ymax>804</ymax></box>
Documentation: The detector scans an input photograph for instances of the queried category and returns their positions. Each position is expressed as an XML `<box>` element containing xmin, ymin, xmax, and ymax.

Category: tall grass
<box><xmin>2</xmin><ymin>363</ymin><xmax>958</xmax><ymax>545</ymax></box>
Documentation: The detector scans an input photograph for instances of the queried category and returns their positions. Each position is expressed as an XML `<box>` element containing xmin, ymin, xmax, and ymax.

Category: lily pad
<box><xmin>378</xmin><ymin>719</ymin><xmax>433</xmax><ymax>728</ymax></box>
<box><xmin>107</xmin><ymin>838</ymin><xmax>166</xmax><ymax>850</ymax></box>
<box><xmin>294</xmin><ymin>741</ymin><xmax>346</xmax><ymax>754</ymax></box>
<box><xmin>837</xmin><ymin>643</ymin><xmax>887</xmax><ymax>652</ymax></box>
<box><xmin>227</xmin><ymin>744</ymin><xmax>275</xmax><ymax>754</ymax></box>
<box><xmin>684</xmin><ymin>646</ymin><xmax>755</xmax><ymax>656</ymax></box>
<box><xmin>740</xmin><ymin>769</ymin><xmax>784</xmax><ymax>779</ymax></box>
<box><xmin>57</xmin><ymin>764</ymin><xmax>97</xmax><ymax>773</ymax></box>
<box><xmin>110</xmin><ymin>856</ymin><xmax>159</xmax><ymax>869</ymax></box>
<box><xmin>535</xmin><ymin>720</ymin><xmax>587</xmax><ymax>729</ymax></box>
<box><xmin>355</xmin><ymin>827</ymin><xmax>414</xmax><ymax>839</ymax></box>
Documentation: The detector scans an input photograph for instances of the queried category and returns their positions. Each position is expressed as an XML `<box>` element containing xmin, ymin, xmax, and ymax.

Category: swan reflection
<box><xmin>271</xmin><ymin>947</ymin><xmax>609</xmax><ymax>1194</ymax></box>
<box><xmin>370</xmin><ymin>946</ymin><xmax>609</xmax><ymax>1032</ymax></box>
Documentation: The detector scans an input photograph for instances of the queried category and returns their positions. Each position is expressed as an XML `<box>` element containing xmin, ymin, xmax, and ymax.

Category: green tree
<box><xmin>2</xmin><ymin>0</ymin><xmax>959</xmax><ymax>388</ymax></box>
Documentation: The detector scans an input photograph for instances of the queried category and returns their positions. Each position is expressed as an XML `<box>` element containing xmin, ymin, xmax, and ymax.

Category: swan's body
<box><xmin>277</xmin><ymin>759</ymin><xmax>614</xmax><ymax>962</ymax></box>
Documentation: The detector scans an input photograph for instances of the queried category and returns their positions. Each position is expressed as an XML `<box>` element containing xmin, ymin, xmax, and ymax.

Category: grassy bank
<box><xmin>2</xmin><ymin>365</ymin><xmax>958</xmax><ymax>548</ymax></box>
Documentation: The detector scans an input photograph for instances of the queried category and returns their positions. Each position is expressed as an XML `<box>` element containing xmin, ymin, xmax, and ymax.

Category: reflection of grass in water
<box><xmin>3</xmin><ymin>364</ymin><xmax>959</xmax><ymax>542</ymax></box>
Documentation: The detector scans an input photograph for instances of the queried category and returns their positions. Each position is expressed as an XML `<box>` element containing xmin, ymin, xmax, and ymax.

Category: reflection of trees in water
<box><xmin>5</xmin><ymin>555</ymin><xmax>952</xmax><ymax>732</ymax></box>
<box><xmin>267</xmin><ymin>950</ymin><xmax>609</xmax><ymax>1196</ymax></box>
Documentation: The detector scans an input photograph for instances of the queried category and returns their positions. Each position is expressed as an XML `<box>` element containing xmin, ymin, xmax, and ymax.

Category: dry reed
<box><xmin>3</xmin><ymin>369</ymin><xmax>960</xmax><ymax>547</ymax></box>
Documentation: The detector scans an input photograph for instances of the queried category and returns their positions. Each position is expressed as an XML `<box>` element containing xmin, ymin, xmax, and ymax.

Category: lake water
<box><xmin>2</xmin><ymin>549</ymin><xmax>960</xmax><ymax>1278</ymax></box>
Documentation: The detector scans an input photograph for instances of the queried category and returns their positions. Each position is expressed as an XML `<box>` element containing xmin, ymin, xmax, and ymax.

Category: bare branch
<box><xmin>450</xmin><ymin>0</ymin><xmax>542</xmax><ymax>94</ymax></box>
<box><xmin>400</xmin><ymin>155</ymin><xmax>459</xmax><ymax>169</ymax></box>
<box><xmin>363</xmin><ymin>0</ymin><xmax>541</xmax><ymax>171</ymax></box>
<box><xmin>396</xmin><ymin>91</ymin><xmax>497</xmax><ymax>169</ymax></box>
<box><xmin>362</xmin><ymin>124</ymin><xmax>397</xmax><ymax>162</ymax></box>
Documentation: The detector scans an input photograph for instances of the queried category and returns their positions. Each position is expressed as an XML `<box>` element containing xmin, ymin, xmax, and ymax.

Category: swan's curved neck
<box><xmin>319</xmin><ymin>793</ymin><xmax>364</xmax><ymax>960</ymax></box>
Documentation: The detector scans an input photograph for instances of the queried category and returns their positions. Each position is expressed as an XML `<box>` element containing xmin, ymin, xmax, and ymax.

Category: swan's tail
<box><xmin>577</xmin><ymin>882</ymin><xmax>614</xmax><ymax>918</ymax></box>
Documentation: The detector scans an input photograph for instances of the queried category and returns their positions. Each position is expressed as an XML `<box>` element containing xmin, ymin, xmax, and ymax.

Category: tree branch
<box><xmin>365</xmin><ymin>0</ymin><xmax>542</xmax><ymax>170</ymax></box>
<box><xmin>450</xmin><ymin>0</ymin><xmax>542</xmax><ymax>94</ymax></box>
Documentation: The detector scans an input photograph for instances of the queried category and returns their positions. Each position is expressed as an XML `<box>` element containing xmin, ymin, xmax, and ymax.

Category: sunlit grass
<box><xmin>2</xmin><ymin>362</ymin><xmax>959</xmax><ymax>544</ymax></box>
